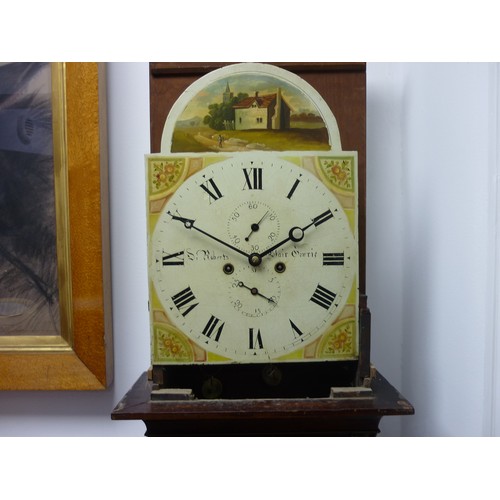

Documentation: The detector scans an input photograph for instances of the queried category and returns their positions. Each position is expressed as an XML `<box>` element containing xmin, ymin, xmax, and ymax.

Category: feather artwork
<box><xmin>0</xmin><ymin>62</ymin><xmax>60</xmax><ymax>335</ymax></box>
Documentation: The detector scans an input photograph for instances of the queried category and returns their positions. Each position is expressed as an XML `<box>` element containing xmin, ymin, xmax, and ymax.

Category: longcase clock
<box><xmin>145</xmin><ymin>63</ymin><xmax>370</xmax><ymax>399</ymax></box>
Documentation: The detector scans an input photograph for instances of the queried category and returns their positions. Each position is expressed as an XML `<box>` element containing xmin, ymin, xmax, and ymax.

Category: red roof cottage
<box><xmin>233</xmin><ymin>88</ymin><xmax>291</xmax><ymax>130</ymax></box>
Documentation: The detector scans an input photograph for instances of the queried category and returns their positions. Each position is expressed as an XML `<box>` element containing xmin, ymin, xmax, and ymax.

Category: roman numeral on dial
<box><xmin>243</xmin><ymin>167</ymin><xmax>263</xmax><ymax>190</ymax></box>
<box><xmin>248</xmin><ymin>328</ymin><xmax>264</xmax><ymax>349</ymax></box>
<box><xmin>323</xmin><ymin>252</ymin><xmax>344</xmax><ymax>266</ymax></box>
<box><xmin>310</xmin><ymin>284</ymin><xmax>337</xmax><ymax>310</ymax></box>
<box><xmin>171</xmin><ymin>286</ymin><xmax>199</xmax><ymax>317</ymax></box>
<box><xmin>289</xmin><ymin>319</ymin><xmax>305</xmax><ymax>340</ymax></box>
<box><xmin>286</xmin><ymin>178</ymin><xmax>301</xmax><ymax>199</ymax></box>
<box><xmin>312</xmin><ymin>209</ymin><xmax>334</xmax><ymax>227</ymax></box>
<box><xmin>202</xmin><ymin>315</ymin><xmax>225</xmax><ymax>342</ymax></box>
<box><xmin>200</xmin><ymin>177</ymin><xmax>223</xmax><ymax>203</ymax></box>
<box><xmin>161</xmin><ymin>250</ymin><xmax>185</xmax><ymax>266</ymax></box>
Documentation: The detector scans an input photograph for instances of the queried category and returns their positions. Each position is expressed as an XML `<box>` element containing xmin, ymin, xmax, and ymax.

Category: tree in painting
<box><xmin>203</xmin><ymin>92</ymin><xmax>249</xmax><ymax>131</ymax></box>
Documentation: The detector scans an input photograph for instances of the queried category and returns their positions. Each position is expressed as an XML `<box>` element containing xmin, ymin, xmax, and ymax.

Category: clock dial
<box><xmin>149</xmin><ymin>154</ymin><xmax>357</xmax><ymax>362</ymax></box>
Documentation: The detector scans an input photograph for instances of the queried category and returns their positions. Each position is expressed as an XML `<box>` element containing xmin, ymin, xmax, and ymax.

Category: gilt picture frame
<box><xmin>0</xmin><ymin>63</ymin><xmax>113</xmax><ymax>390</ymax></box>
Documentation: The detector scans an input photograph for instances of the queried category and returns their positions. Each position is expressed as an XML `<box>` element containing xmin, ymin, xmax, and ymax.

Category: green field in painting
<box><xmin>171</xmin><ymin>127</ymin><xmax>330</xmax><ymax>153</ymax></box>
<box><xmin>171</xmin><ymin>128</ymin><xmax>209</xmax><ymax>152</ymax></box>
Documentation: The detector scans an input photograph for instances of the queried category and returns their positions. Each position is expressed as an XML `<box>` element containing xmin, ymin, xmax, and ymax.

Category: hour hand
<box><xmin>168</xmin><ymin>211</ymin><xmax>250</xmax><ymax>259</ymax></box>
<box><xmin>253</xmin><ymin>209</ymin><xmax>334</xmax><ymax>264</ymax></box>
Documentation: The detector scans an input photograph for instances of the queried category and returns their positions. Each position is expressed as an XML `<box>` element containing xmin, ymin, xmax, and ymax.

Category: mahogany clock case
<box><xmin>148</xmin><ymin>63</ymin><xmax>368</xmax><ymax>398</ymax></box>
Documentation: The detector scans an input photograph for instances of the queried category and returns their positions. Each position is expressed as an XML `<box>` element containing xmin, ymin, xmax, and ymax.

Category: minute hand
<box><xmin>258</xmin><ymin>209</ymin><xmax>334</xmax><ymax>259</ymax></box>
<box><xmin>168</xmin><ymin>212</ymin><xmax>250</xmax><ymax>259</ymax></box>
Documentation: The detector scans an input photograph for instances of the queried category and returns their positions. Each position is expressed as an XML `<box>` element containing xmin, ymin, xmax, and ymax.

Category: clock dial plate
<box><xmin>148</xmin><ymin>152</ymin><xmax>358</xmax><ymax>363</ymax></box>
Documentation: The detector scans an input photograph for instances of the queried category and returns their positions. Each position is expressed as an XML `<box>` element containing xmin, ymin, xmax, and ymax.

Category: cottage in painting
<box><xmin>233</xmin><ymin>88</ymin><xmax>291</xmax><ymax>131</ymax></box>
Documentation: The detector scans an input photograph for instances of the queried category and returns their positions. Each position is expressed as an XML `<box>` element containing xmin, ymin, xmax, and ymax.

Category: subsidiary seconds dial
<box><xmin>227</xmin><ymin>201</ymin><xmax>280</xmax><ymax>254</ymax></box>
<box><xmin>150</xmin><ymin>153</ymin><xmax>357</xmax><ymax>362</ymax></box>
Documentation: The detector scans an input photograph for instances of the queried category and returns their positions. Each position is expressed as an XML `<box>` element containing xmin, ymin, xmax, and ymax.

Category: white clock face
<box><xmin>150</xmin><ymin>154</ymin><xmax>357</xmax><ymax>362</ymax></box>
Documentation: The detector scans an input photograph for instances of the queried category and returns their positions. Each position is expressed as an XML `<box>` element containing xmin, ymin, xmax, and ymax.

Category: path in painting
<box><xmin>193</xmin><ymin>132</ymin><xmax>269</xmax><ymax>152</ymax></box>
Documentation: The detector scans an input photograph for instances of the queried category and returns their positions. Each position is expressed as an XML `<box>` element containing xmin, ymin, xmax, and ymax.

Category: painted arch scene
<box><xmin>170</xmin><ymin>71</ymin><xmax>332</xmax><ymax>153</ymax></box>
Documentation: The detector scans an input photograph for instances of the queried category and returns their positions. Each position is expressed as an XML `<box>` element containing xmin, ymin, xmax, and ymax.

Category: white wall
<box><xmin>0</xmin><ymin>62</ymin><xmax>498</xmax><ymax>436</ymax></box>
<box><xmin>367</xmin><ymin>63</ymin><xmax>500</xmax><ymax>436</ymax></box>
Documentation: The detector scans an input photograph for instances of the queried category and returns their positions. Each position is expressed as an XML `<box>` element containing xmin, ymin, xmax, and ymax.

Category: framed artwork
<box><xmin>0</xmin><ymin>62</ymin><xmax>113</xmax><ymax>390</ymax></box>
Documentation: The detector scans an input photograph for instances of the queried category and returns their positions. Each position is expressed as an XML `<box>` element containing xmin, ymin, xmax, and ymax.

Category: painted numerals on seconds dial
<box><xmin>227</xmin><ymin>201</ymin><xmax>280</xmax><ymax>254</ymax></box>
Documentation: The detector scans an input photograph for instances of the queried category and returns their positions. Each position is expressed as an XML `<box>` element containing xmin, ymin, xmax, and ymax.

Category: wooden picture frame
<box><xmin>0</xmin><ymin>63</ymin><xmax>113</xmax><ymax>390</ymax></box>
